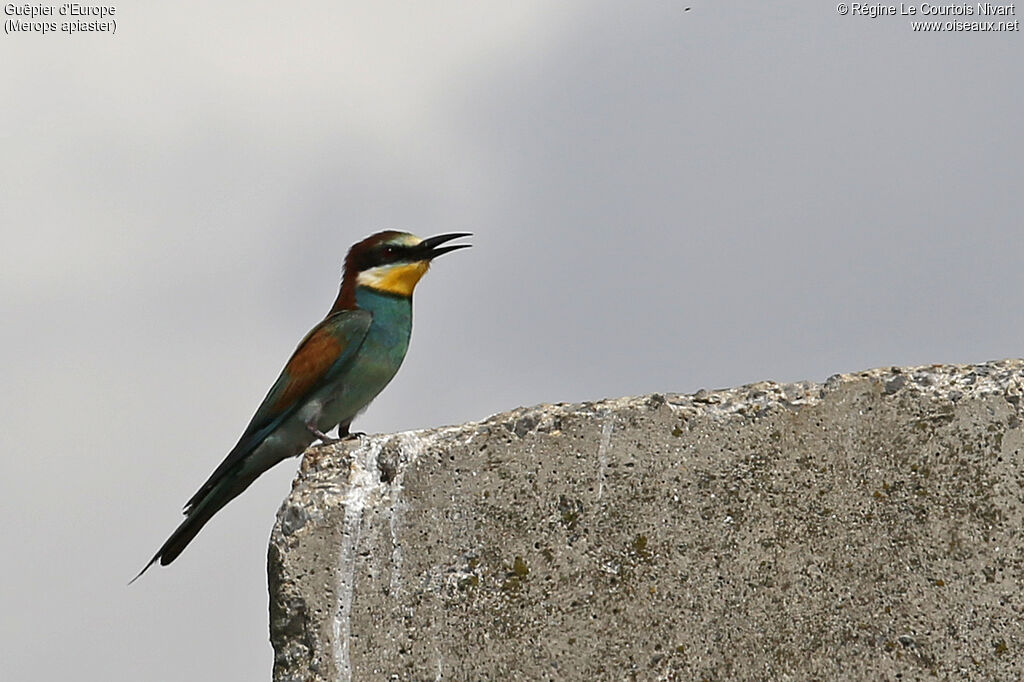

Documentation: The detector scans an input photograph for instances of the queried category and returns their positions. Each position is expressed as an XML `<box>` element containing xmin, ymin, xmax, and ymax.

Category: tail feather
<box><xmin>130</xmin><ymin>465</ymin><xmax>260</xmax><ymax>584</ymax></box>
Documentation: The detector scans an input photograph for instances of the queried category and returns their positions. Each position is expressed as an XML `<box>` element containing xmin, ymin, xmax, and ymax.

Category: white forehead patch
<box><xmin>387</xmin><ymin>233</ymin><xmax>423</xmax><ymax>247</ymax></box>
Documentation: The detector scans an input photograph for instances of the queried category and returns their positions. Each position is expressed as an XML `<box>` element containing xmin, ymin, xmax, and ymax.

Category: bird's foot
<box><xmin>306</xmin><ymin>425</ymin><xmax>341</xmax><ymax>445</ymax></box>
<box><xmin>342</xmin><ymin>431</ymin><xmax>366</xmax><ymax>440</ymax></box>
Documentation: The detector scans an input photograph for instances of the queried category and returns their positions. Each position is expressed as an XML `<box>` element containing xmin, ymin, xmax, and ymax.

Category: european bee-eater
<box><xmin>134</xmin><ymin>231</ymin><xmax>471</xmax><ymax>580</ymax></box>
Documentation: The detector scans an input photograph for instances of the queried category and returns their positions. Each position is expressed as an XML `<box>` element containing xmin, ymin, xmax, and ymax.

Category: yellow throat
<box><xmin>356</xmin><ymin>261</ymin><xmax>430</xmax><ymax>297</ymax></box>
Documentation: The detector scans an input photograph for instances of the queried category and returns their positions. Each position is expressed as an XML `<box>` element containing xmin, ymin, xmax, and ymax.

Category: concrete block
<box><xmin>269</xmin><ymin>361</ymin><xmax>1024</xmax><ymax>680</ymax></box>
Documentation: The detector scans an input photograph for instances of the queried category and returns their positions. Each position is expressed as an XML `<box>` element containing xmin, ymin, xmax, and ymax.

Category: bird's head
<box><xmin>333</xmin><ymin>231</ymin><xmax>471</xmax><ymax>309</ymax></box>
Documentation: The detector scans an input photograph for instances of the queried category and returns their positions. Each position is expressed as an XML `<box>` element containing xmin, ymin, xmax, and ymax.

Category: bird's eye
<box><xmin>382</xmin><ymin>246</ymin><xmax>396</xmax><ymax>257</ymax></box>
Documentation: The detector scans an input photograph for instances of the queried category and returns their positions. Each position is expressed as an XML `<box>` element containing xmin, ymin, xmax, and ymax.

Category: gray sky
<box><xmin>2</xmin><ymin>2</ymin><xmax>1022</xmax><ymax>680</ymax></box>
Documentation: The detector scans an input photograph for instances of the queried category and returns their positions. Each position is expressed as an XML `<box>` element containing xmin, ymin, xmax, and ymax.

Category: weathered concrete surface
<box><xmin>269</xmin><ymin>361</ymin><xmax>1024</xmax><ymax>681</ymax></box>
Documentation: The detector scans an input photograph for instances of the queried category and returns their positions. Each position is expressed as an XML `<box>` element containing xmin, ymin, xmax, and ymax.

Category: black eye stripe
<box><xmin>368</xmin><ymin>244</ymin><xmax>409</xmax><ymax>268</ymax></box>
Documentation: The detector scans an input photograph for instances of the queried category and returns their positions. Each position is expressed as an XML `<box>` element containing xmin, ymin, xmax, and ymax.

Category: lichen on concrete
<box><xmin>269</xmin><ymin>360</ymin><xmax>1024</xmax><ymax>680</ymax></box>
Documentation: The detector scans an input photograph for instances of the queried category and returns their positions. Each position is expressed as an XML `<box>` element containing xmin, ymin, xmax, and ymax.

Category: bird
<box><xmin>133</xmin><ymin>230</ymin><xmax>471</xmax><ymax>581</ymax></box>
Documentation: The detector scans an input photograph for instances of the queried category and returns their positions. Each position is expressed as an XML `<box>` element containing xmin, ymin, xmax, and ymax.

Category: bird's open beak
<box><xmin>419</xmin><ymin>233</ymin><xmax>472</xmax><ymax>259</ymax></box>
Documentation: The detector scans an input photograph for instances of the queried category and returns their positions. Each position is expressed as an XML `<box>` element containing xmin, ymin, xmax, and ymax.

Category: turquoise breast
<box><xmin>314</xmin><ymin>286</ymin><xmax>413</xmax><ymax>429</ymax></box>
